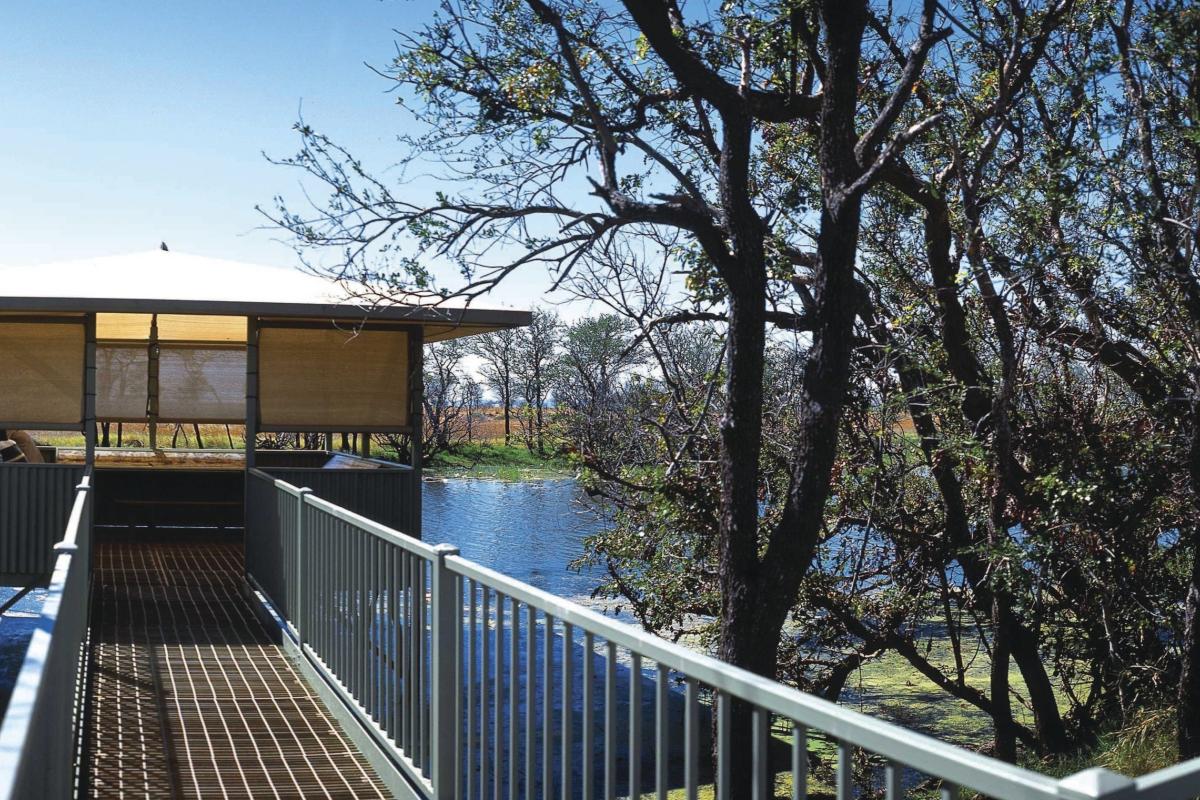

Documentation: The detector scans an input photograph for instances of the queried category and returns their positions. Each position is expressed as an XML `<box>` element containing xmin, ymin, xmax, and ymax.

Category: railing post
<box><xmin>295</xmin><ymin>487</ymin><xmax>312</xmax><ymax>643</ymax></box>
<box><xmin>430</xmin><ymin>543</ymin><xmax>461</xmax><ymax>797</ymax></box>
<box><xmin>81</xmin><ymin>478</ymin><xmax>93</xmax><ymax>571</ymax></box>
<box><xmin>1057</xmin><ymin>767</ymin><xmax>1137</xmax><ymax>800</ymax></box>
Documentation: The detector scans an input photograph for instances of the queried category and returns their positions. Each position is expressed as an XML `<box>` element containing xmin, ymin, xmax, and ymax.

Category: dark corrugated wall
<box><xmin>260</xmin><ymin>467</ymin><xmax>418</xmax><ymax>537</ymax></box>
<box><xmin>0</xmin><ymin>464</ymin><xmax>86</xmax><ymax>578</ymax></box>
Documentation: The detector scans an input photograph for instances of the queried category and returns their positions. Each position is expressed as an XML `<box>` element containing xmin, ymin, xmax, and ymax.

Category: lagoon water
<box><xmin>425</xmin><ymin>478</ymin><xmax>696</xmax><ymax>796</ymax></box>
<box><xmin>0</xmin><ymin>587</ymin><xmax>49</xmax><ymax>709</ymax></box>
<box><xmin>422</xmin><ymin>477</ymin><xmax>605</xmax><ymax>601</ymax></box>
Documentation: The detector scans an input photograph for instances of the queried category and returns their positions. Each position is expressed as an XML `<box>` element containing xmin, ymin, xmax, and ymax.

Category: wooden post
<box><xmin>245</xmin><ymin>317</ymin><xmax>258</xmax><ymax>469</ymax></box>
<box><xmin>408</xmin><ymin>326</ymin><xmax>423</xmax><ymax>536</ymax></box>
<box><xmin>147</xmin><ymin>313</ymin><xmax>159</xmax><ymax>450</ymax></box>
<box><xmin>83</xmin><ymin>314</ymin><xmax>96</xmax><ymax>468</ymax></box>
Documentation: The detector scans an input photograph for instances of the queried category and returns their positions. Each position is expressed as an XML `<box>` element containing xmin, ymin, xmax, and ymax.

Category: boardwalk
<box><xmin>85</xmin><ymin>535</ymin><xmax>389</xmax><ymax>799</ymax></box>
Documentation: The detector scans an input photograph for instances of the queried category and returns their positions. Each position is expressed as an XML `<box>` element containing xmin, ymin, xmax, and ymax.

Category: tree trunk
<box><xmin>876</xmin><ymin>279</ymin><xmax>1071</xmax><ymax>755</ymax></box>
<box><xmin>991</xmin><ymin>600</ymin><xmax>1018</xmax><ymax>761</ymax></box>
<box><xmin>718</xmin><ymin>3</ymin><xmax>871</xmax><ymax>787</ymax></box>
<box><xmin>1179</xmin><ymin>397</ymin><xmax>1200</xmax><ymax>757</ymax></box>
<box><xmin>535</xmin><ymin>374</ymin><xmax>546</xmax><ymax>455</ymax></box>
<box><xmin>884</xmin><ymin>170</ymin><xmax>1071</xmax><ymax>755</ymax></box>
<box><xmin>715</xmin><ymin>279</ymin><xmax>771</xmax><ymax>786</ymax></box>
<box><xmin>503</xmin><ymin>389</ymin><xmax>511</xmax><ymax>446</ymax></box>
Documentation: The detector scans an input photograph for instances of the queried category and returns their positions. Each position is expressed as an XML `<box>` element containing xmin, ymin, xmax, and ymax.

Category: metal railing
<box><xmin>0</xmin><ymin>473</ymin><xmax>93</xmax><ymax>800</ymax></box>
<box><xmin>246</xmin><ymin>468</ymin><xmax>440</xmax><ymax>795</ymax></box>
<box><xmin>245</xmin><ymin>471</ymin><xmax>1200</xmax><ymax>800</ymax></box>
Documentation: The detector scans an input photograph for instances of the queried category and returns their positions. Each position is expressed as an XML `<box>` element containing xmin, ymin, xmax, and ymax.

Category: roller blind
<box><xmin>0</xmin><ymin>321</ymin><xmax>85</xmax><ymax>425</ymax></box>
<box><xmin>159</xmin><ymin>346</ymin><xmax>246</xmax><ymax>423</ymax></box>
<box><xmin>96</xmin><ymin>343</ymin><xmax>149</xmax><ymax>421</ymax></box>
<box><xmin>258</xmin><ymin>327</ymin><xmax>409</xmax><ymax>430</ymax></box>
<box><xmin>95</xmin><ymin>344</ymin><xmax>247</xmax><ymax>423</ymax></box>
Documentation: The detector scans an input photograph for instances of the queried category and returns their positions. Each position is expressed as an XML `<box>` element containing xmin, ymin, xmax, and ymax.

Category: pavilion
<box><xmin>0</xmin><ymin>249</ymin><xmax>527</xmax><ymax>553</ymax></box>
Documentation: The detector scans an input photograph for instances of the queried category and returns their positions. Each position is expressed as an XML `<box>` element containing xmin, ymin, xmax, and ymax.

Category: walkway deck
<box><xmin>85</xmin><ymin>535</ymin><xmax>389</xmax><ymax>799</ymax></box>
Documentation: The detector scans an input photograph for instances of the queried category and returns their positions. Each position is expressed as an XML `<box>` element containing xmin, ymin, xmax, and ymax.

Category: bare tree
<box><xmin>514</xmin><ymin>309</ymin><xmax>561</xmax><ymax>455</ymax></box>
<box><xmin>423</xmin><ymin>340</ymin><xmax>470</xmax><ymax>455</ymax></box>
<box><xmin>469</xmin><ymin>328</ymin><xmax>520</xmax><ymax>445</ymax></box>
<box><xmin>555</xmin><ymin>314</ymin><xmax>644</xmax><ymax>456</ymax></box>
<box><xmin>462</xmin><ymin>375</ymin><xmax>483</xmax><ymax>443</ymax></box>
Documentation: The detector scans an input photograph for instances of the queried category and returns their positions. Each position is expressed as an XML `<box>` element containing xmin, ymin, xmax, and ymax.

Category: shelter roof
<box><xmin>0</xmin><ymin>250</ymin><xmax>528</xmax><ymax>341</ymax></box>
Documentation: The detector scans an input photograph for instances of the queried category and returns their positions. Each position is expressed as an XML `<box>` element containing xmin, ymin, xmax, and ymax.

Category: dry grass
<box><xmin>465</xmin><ymin>408</ymin><xmax>511</xmax><ymax>442</ymax></box>
<box><xmin>25</xmin><ymin>409</ymin><xmax>534</xmax><ymax>452</ymax></box>
<box><xmin>29</xmin><ymin>424</ymin><xmax>245</xmax><ymax>449</ymax></box>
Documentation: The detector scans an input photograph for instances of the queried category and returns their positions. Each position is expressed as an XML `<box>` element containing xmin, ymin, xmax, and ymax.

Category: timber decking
<box><xmin>86</xmin><ymin>536</ymin><xmax>390</xmax><ymax>799</ymax></box>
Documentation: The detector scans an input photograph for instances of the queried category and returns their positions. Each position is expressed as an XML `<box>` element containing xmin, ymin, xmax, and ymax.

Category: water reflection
<box><xmin>0</xmin><ymin>587</ymin><xmax>48</xmax><ymax>712</ymax></box>
<box><xmin>432</xmin><ymin>479</ymin><xmax>707</xmax><ymax>797</ymax></box>
<box><xmin>422</xmin><ymin>478</ymin><xmax>605</xmax><ymax>603</ymax></box>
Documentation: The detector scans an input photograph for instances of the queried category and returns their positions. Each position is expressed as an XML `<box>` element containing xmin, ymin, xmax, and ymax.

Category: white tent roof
<box><xmin>0</xmin><ymin>250</ymin><xmax>528</xmax><ymax>339</ymax></box>
<box><xmin>1</xmin><ymin>250</ymin><xmax>352</xmax><ymax>306</ymax></box>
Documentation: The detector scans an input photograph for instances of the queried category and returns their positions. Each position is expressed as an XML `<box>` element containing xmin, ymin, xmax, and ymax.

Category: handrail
<box><xmin>1133</xmin><ymin>756</ymin><xmax>1200</xmax><ymax>797</ymax></box>
<box><xmin>246</xmin><ymin>474</ymin><xmax>1196</xmax><ymax>800</ymax></box>
<box><xmin>445</xmin><ymin>555</ymin><xmax>1074</xmax><ymax>800</ymax></box>
<box><xmin>56</xmin><ymin>476</ymin><xmax>93</xmax><ymax>551</ymax></box>
<box><xmin>0</xmin><ymin>473</ymin><xmax>93</xmax><ymax>800</ymax></box>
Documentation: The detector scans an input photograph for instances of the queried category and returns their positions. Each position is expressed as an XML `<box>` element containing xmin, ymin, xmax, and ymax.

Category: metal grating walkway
<box><xmin>85</xmin><ymin>535</ymin><xmax>390</xmax><ymax>799</ymax></box>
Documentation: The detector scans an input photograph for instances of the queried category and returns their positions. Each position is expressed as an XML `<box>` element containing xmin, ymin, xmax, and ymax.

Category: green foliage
<box><xmin>426</xmin><ymin>442</ymin><xmax>571</xmax><ymax>480</ymax></box>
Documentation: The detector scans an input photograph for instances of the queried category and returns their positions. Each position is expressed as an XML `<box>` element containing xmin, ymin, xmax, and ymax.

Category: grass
<box><xmin>850</xmin><ymin>637</ymin><xmax>1028</xmax><ymax>748</ymax></box>
<box><xmin>424</xmin><ymin>442</ymin><xmax>573</xmax><ymax>480</ymax></box>
<box><xmin>651</xmin><ymin>705</ymin><xmax>1179</xmax><ymax>800</ymax></box>
<box><xmin>1032</xmin><ymin>707</ymin><xmax>1179</xmax><ymax>780</ymax></box>
<box><xmin>644</xmin><ymin>625</ymin><xmax>1179</xmax><ymax>799</ymax></box>
<box><xmin>28</xmin><ymin>424</ymin><xmax>245</xmax><ymax>449</ymax></box>
<box><xmin>23</xmin><ymin>428</ymin><xmax>572</xmax><ymax>480</ymax></box>
<box><xmin>663</xmin><ymin>645</ymin><xmax>1181</xmax><ymax>800</ymax></box>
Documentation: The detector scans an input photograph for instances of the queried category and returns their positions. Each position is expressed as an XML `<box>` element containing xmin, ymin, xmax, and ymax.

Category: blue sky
<box><xmin>0</xmin><ymin>0</ymin><xmax>556</xmax><ymax>310</ymax></box>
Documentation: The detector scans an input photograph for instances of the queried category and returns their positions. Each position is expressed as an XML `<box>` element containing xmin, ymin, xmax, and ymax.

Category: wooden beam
<box><xmin>245</xmin><ymin>316</ymin><xmax>259</xmax><ymax>469</ymax></box>
<box><xmin>0</xmin><ymin>296</ymin><xmax>532</xmax><ymax>332</ymax></box>
<box><xmin>407</xmin><ymin>327</ymin><xmax>423</xmax><ymax>537</ymax></box>
<box><xmin>83</xmin><ymin>313</ymin><xmax>97</xmax><ymax>467</ymax></box>
<box><xmin>147</xmin><ymin>313</ymin><xmax>159</xmax><ymax>450</ymax></box>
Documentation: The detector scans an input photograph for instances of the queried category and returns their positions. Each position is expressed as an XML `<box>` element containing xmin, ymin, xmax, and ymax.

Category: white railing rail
<box><xmin>245</xmin><ymin>471</ymin><xmax>1200</xmax><ymax>800</ymax></box>
<box><xmin>0</xmin><ymin>473</ymin><xmax>93</xmax><ymax>800</ymax></box>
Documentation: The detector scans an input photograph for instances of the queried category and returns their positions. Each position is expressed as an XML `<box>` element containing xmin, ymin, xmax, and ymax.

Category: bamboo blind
<box><xmin>258</xmin><ymin>327</ymin><xmax>409</xmax><ymax>430</ymax></box>
<box><xmin>0</xmin><ymin>320</ymin><xmax>85</xmax><ymax>425</ymax></box>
